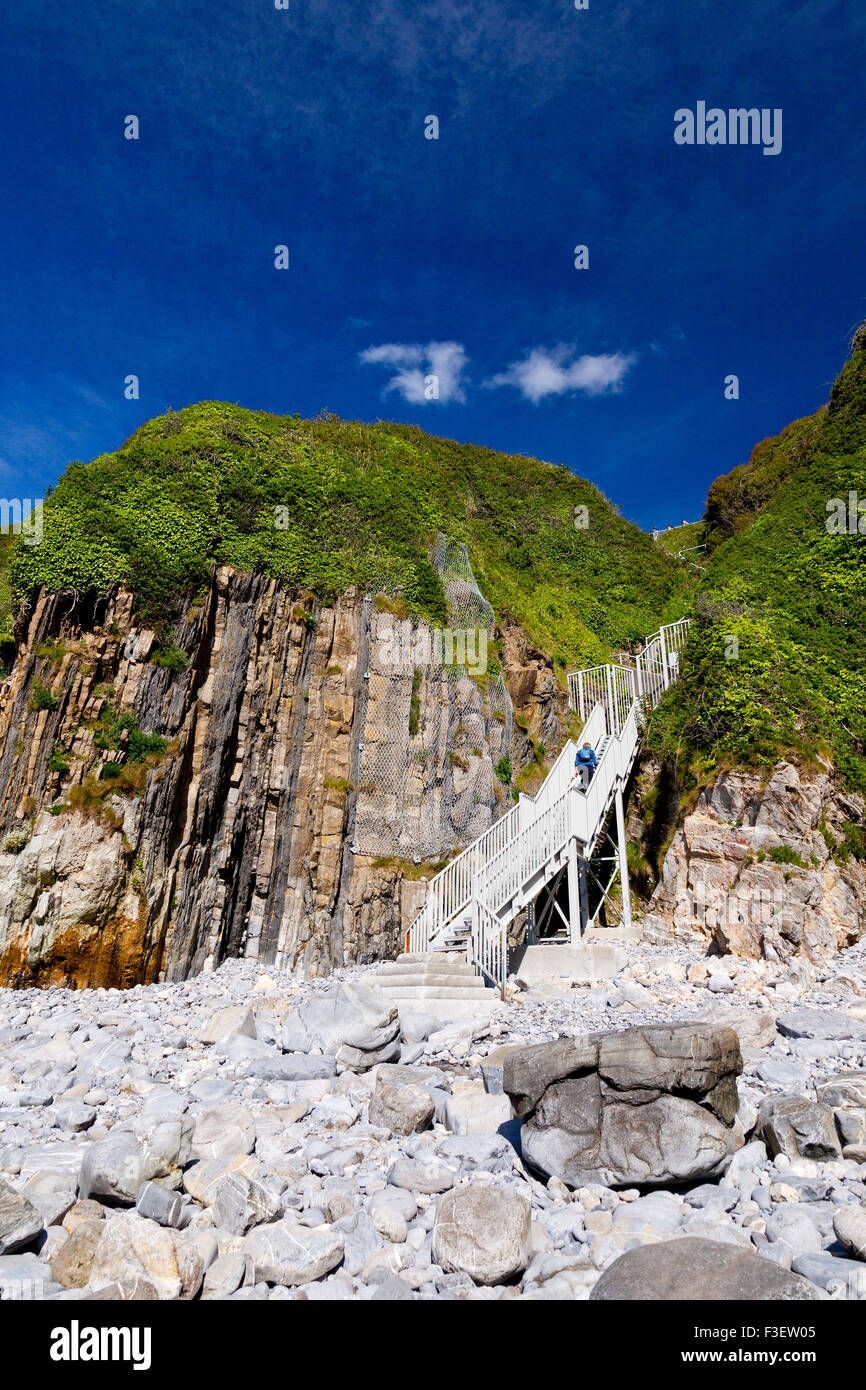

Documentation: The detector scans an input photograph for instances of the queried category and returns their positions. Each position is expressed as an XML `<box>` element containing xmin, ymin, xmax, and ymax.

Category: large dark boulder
<box><xmin>504</xmin><ymin>1022</ymin><xmax>743</xmax><ymax>1189</ymax></box>
<box><xmin>590</xmin><ymin>1238</ymin><xmax>824</xmax><ymax>1301</ymax></box>
<box><xmin>502</xmin><ymin>1036</ymin><xmax>602</xmax><ymax>1119</ymax></box>
<box><xmin>598</xmin><ymin>1025</ymin><xmax>742</xmax><ymax>1123</ymax></box>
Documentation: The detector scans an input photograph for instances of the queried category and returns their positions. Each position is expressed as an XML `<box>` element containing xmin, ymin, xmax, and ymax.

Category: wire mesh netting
<box><xmin>431</xmin><ymin>532</ymin><xmax>513</xmax><ymax>750</ymax></box>
<box><xmin>431</xmin><ymin>533</ymin><xmax>495</xmax><ymax>630</ymax></box>
<box><xmin>354</xmin><ymin>533</ymin><xmax>513</xmax><ymax>859</ymax></box>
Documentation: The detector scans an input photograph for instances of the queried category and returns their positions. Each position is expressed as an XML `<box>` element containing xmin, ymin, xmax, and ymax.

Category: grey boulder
<box><xmin>87</xmin><ymin>1210</ymin><xmax>204</xmax><ymax>1301</ymax></box>
<box><xmin>212</xmin><ymin>1173</ymin><xmax>282</xmax><ymax>1236</ymax></box>
<box><xmin>590</xmin><ymin>1238</ymin><xmax>824</xmax><ymax>1300</ymax></box>
<box><xmin>817</xmin><ymin>1071</ymin><xmax>866</xmax><ymax>1149</ymax></box>
<box><xmin>280</xmin><ymin>983</ymin><xmax>400</xmax><ymax>1070</ymax></box>
<box><xmin>134</xmin><ymin>1182</ymin><xmax>190</xmax><ymax>1229</ymax></box>
<box><xmin>503</xmin><ymin>1036</ymin><xmax>601</xmax><ymax>1119</ymax></box>
<box><xmin>507</xmin><ymin>1023</ymin><xmax>742</xmax><ymax>1189</ymax></box>
<box><xmin>190</xmin><ymin>1104</ymin><xmax>256</xmax><ymax>1162</ymax></box>
<box><xmin>247</xmin><ymin>1052</ymin><xmax>336</xmax><ymax>1082</ymax></box>
<box><xmin>79</xmin><ymin>1114</ymin><xmax>193</xmax><ymax>1203</ymax></box>
<box><xmin>765</xmin><ymin>1205</ymin><xmax>824</xmax><ymax>1256</ymax></box>
<box><xmin>198</xmin><ymin>1005</ymin><xmax>257</xmax><ymax>1044</ymax></box>
<box><xmin>522</xmin><ymin>1077</ymin><xmax>735</xmax><ymax>1188</ymax></box>
<box><xmin>776</xmin><ymin>1009</ymin><xmax>866</xmax><ymax>1043</ymax></box>
<box><xmin>433</xmin><ymin>1184</ymin><xmax>531</xmax><ymax>1286</ymax></box>
<box><xmin>202</xmin><ymin>1252</ymin><xmax>255</xmax><ymax>1299</ymax></box>
<box><xmin>757</xmin><ymin>1093</ymin><xmax>842</xmax><ymax>1162</ymax></box>
<box><xmin>243</xmin><ymin>1219</ymin><xmax>344</xmax><ymax>1286</ymax></box>
<box><xmin>368</xmin><ymin>1081</ymin><xmax>434</xmax><ymax>1136</ymax></box>
<box><xmin>0</xmin><ymin>1179</ymin><xmax>43</xmax><ymax>1255</ymax></box>
<box><xmin>834</xmin><ymin>1207</ymin><xmax>866</xmax><ymax>1262</ymax></box>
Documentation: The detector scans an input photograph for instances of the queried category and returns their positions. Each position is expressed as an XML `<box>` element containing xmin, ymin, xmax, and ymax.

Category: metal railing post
<box><xmin>659</xmin><ymin>625</ymin><xmax>671</xmax><ymax>691</ymax></box>
<box><xmin>500</xmin><ymin>918</ymin><xmax>506</xmax><ymax>1001</ymax></box>
<box><xmin>605</xmin><ymin>663</ymin><xmax>616</xmax><ymax>735</ymax></box>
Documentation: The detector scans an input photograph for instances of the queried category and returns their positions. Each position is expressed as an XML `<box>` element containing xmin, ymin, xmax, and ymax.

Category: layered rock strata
<box><xmin>0</xmin><ymin>571</ymin><xmax>565</xmax><ymax>987</ymax></box>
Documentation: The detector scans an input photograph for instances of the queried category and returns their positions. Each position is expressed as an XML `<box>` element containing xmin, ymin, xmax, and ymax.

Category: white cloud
<box><xmin>488</xmin><ymin>345</ymin><xmax>636</xmax><ymax>403</ymax></box>
<box><xmin>359</xmin><ymin>340</ymin><xmax>468</xmax><ymax>404</ymax></box>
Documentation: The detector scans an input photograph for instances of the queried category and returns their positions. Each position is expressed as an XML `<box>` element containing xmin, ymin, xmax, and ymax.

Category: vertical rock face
<box><xmin>496</xmin><ymin>617</ymin><xmax>562</xmax><ymax>751</ymax></box>
<box><xmin>642</xmin><ymin>761</ymin><xmax>865</xmax><ymax>964</ymax></box>
<box><xmin>0</xmin><ymin>570</ymin><xmax>565</xmax><ymax>988</ymax></box>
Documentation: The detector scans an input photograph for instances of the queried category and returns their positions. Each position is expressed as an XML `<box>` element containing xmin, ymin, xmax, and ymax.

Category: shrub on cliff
<box><xmin>3</xmin><ymin>829</ymin><xmax>30</xmax><ymax>854</ymax></box>
<box><xmin>649</xmin><ymin>329</ymin><xmax>866</xmax><ymax>791</ymax></box>
<box><xmin>29</xmin><ymin>681</ymin><xmax>58</xmax><ymax>712</ymax></box>
<box><xmin>4</xmin><ymin>404</ymin><xmax>681</xmax><ymax>669</ymax></box>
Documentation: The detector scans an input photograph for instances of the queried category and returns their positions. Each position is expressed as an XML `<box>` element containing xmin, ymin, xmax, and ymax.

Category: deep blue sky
<box><xmin>2</xmin><ymin>0</ymin><xmax>865</xmax><ymax>530</ymax></box>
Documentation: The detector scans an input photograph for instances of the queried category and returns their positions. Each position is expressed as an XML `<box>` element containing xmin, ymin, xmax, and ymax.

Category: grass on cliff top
<box><xmin>5</xmin><ymin>405</ymin><xmax>684</xmax><ymax>670</ymax></box>
<box><xmin>647</xmin><ymin>329</ymin><xmax>866</xmax><ymax>792</ymax></box>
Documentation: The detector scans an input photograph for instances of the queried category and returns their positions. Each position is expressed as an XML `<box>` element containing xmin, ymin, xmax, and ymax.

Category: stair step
<box><xmin>377</xmin><ymin>996</ymin><xmax>499</xmax><ymax>1022</ymax></box>
<box><xmin>374</xmin><ymin>984</ymin><xmax>493</xmax><ymax>1002</ymax></box>
<box><xmin>398</xmin><ymin>951</ymin><xmax>469</xmax><ymax>964</ymax></box>
<box><xmin>380</xmin><ymin>964</ymin><xmax>482</xmax><ymax>983</ymax></box>
<box><xmin>389</xmin><ymin>956</ymin><xmax>478</xmax><ymax>967</ymax></box>
<box><xmin>381</xmin><ymin>962</ymin><xmax>479</xmax><ymax>979</ymax></box>
<box><xmin>377</xmin><ymin>977</ymin><xmax>489</xmax><ymax>993</ymax></box>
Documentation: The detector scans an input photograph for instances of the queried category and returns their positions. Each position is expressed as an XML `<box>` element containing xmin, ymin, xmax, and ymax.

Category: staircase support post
<box><xmin>614</xmin><ymin>784</ymin><xmax>632</xmax><ymax>931</ymax></box>
<box><xmin>567</xmin><ymin>837</ymin><xmax>581</xmax><ymax>944</ymax></box>
<box><xmin>579</xmin><ymin>856</ymin><xmax>589</xmax><ymax>936</ymax></box>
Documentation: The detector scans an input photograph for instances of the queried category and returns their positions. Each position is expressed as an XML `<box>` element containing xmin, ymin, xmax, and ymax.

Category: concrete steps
<box><xmin>511</xmin><ymin>940</ymin><xmax>629</xmax><ymax>984</ymax></box>
<box><xmin>374</xmin><ymin>952</ymin><xmax>498</xmax><ymax>1021</ymax></box>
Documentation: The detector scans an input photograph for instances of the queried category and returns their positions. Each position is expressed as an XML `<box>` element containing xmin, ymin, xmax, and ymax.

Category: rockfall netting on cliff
<box><xmin>354</xmin><ymin>534</ymin><xmax>513</xmax><ymax>859</ymax></box>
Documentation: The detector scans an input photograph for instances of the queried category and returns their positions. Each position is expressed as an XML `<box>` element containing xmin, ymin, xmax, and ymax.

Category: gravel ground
<box><xmin>0</xmin><ymin>937</ymin><xmax>864</xmax><ymax>1301</ymax></box>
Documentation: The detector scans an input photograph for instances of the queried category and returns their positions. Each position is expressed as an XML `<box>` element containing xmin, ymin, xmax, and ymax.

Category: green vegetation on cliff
<box><xmin>6</xmin><ymin>405</ymin><xmax>682</xmax><ymax>669</ymax></box>
<box><xmin>648</xmin><ymin>328</ymin><xmax>866</xmax><ymax>790</ymax></box>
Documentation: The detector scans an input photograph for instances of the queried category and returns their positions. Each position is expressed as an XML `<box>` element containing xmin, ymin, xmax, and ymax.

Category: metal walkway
<box><xmin>406</xmin><ymin>619</ymin><xmax>690</xmax><ymax>994</ymax></box>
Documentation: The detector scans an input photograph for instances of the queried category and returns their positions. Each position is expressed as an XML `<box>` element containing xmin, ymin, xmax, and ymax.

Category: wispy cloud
<box><xmin>360</xmin><ymin>341</ymin><xmax>468</xmax><ymax>404</ymax></box>
<box><xmin>487</xmin><ymin>346</ymin><xmax>637</xmax><ymax>404</ymax></box>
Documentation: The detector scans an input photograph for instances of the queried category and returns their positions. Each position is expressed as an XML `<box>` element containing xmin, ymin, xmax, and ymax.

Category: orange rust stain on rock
<box><xmin>0</xmin><ymin>915</ymin><xmax>165</xmax><ymax>991</ymax></box>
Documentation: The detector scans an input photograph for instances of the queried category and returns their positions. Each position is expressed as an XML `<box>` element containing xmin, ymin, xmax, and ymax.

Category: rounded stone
<box><xmin>834</xmin><ymin>1206</ymin><xmax>866</xmax><ymax>1261</ymax></box>
<box><xmin>432</xmin><ymin>1184</ymin><xmax>531</xmax><ymax>1286</ymax></box>
<box><xmin>590</xmin><ymin>1237</ymin><xmax>824</xmax><ymax>1301</ymax></box>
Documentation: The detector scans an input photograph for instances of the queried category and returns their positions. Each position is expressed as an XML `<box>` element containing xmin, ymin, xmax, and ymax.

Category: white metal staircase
<box><xmin>406</xmin><ymin>619</ymin><xmax>690</xmax><ymax>995</ymax></box>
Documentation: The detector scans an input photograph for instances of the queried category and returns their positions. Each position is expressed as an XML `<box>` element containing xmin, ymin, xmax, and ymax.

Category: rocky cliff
<box><xmin>641</xmin><ymin>760</ymin><xmax>866</xmax><ymax>964</ymax></box>
<box><xmin>0</xmin><ymin>570</ymin><xmax>565</xmax><ymax>990</ymax></box>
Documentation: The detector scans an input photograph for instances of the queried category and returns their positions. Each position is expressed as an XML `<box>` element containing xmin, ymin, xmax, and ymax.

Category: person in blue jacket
<box><xmin>573</xmin><ymin>742</ymin><xmax>598</xmax><ymax>787</ymax></box>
